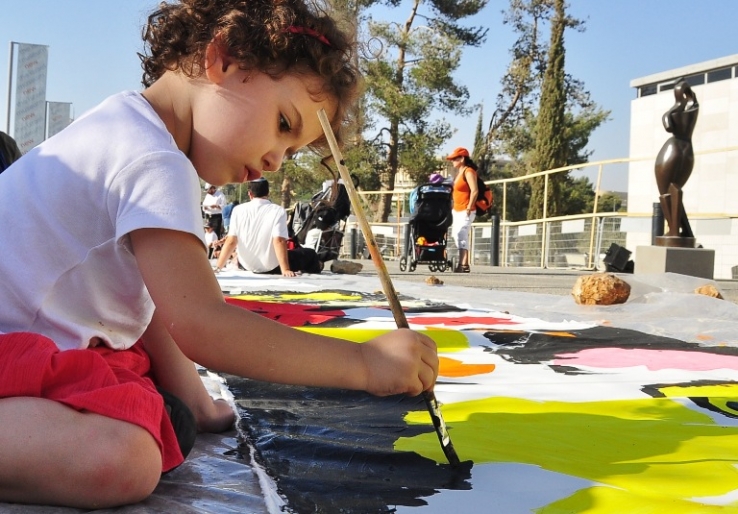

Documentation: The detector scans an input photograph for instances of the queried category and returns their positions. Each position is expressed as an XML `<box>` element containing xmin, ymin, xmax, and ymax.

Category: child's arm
<box><xmin>141</xmin><ymin>309</ymin><xmax>235</xmax><ymax>433</ymax></box>
<box><xmin>130</xmin><ymin>228</ymin><xmax>437</xmax><ymax>396</ymax></box>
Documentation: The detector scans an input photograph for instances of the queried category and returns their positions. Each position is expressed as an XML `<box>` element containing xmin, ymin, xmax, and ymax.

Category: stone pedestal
<box><xmin>635</xmin><ymin>246</ymin><xmax>715</xmax><ymax>279</ymax></box>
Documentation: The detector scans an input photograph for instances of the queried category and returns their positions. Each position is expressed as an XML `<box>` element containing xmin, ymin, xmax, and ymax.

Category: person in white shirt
<box><xmin>203</xmin><ymin>221</ymin><xmax>219</xmax><ymax>258</ymax></box>
<box><xmin>215</xmin><ymin>178</ymin><xmax>322</xmax><ymax>276</ymax></box>
<box><xmin>201</xmin><ymin>184</ymin><xmax>226</xmax><ymax>237</ymax></box>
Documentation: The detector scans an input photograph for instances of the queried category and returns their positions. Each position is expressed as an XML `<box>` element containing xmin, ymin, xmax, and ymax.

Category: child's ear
<box><xmin>204</xmin><ymin>38</ymin><xmax>238</xmax><ymax>85</ymax></box>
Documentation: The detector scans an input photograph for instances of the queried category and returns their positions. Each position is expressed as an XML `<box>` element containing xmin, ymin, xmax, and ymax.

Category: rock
<box><xmin>425</xmin><ymin>275</ymin><xmax>444</xmax><ymax>286</ymax></box>
<box><xmin>572</xmin><ymin>272</ymin><xmax>631</xmax><ymax>305</ymax></box>
<box><xmin>694</xmin><ymin>284</ymin><xmax>723</xmax><ymax>299</ymax></box>
<box><xmin>330</xmin><ymin>259</ymin><xmax>363</xmax><ymax>274</ymax></box>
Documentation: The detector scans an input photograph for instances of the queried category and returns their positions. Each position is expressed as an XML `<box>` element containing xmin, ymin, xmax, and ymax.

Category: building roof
<box><xmin>630</xmin><ymin>53</ymin><xmax>738</xmax><ymax>88</ymax></box>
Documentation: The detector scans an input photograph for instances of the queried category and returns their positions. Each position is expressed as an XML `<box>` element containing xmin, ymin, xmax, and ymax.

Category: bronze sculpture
<box><xmin>654</xmin><ymin>78</ymin><xmax>699</xmax><ymax>247</ymax></box>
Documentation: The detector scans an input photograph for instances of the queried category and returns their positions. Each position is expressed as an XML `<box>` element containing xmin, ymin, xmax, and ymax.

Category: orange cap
<box><xmin>446</xmin><ymin>147</ymin><xmax>469</xmax><ymax>160</ymax></box>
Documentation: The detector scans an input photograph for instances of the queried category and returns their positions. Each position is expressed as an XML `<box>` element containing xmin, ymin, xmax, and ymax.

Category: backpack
<box><xmin>465</xmin><ymin>169</ymin><xmax>493</xmax><ymax>216</ymax></box>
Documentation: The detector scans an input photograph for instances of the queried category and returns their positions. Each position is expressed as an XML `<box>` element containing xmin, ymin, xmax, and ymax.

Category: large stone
<box><xmin>572</xmin><ymin>273</ymin><xmax>631</xmax><ymax>306</ymax></box>
<box><xmin>425</xmin><ymin>275</ymin><xmax>444</xmax><ymax>286</ymax></box>
<box><xmin>330</xmin><ymin>259</ymin><xmax>363</xmax><ymax>275</ymax></box>
<box><xmin>694</xmin><ymin>284</ymin><xmax>723</xmax><ymax>299</ymax></box>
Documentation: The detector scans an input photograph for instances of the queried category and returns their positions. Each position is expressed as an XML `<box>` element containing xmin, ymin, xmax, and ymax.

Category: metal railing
<box><xmin>336</xmin><ymin>148</ymin><xmax>738</xmax><ymax>277</ymax></box>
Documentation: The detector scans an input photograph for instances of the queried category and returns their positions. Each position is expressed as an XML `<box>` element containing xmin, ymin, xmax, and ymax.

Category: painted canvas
<box><xmin>9</xmin><ymin>271</ymin><xmax>738</xmax><ymax>514</ymax></box>
<box><xmin>217</xmin><ymin>272</ymin><xmax>738</xmax><ymax>513</ymax></box>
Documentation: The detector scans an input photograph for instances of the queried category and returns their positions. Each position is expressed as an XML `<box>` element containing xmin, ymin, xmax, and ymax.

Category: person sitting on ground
<box><xmin>0</xmin><ymin>0</ymin><xmax>438</xmax><ymax>508</ymax></box>
<box><xmin>222</xmin><ymin>199</ymin><xmax>239</xmax><ymax>234</ymax></box>
<box><xmin>215</xmin><ymin>178</ymin><xmax>322</xmax><ymax>276</ymax></box>
<box><xmin>204</xmin><ymin>220</ymin><xmax>219</xmax><ymax>258</ymax></box>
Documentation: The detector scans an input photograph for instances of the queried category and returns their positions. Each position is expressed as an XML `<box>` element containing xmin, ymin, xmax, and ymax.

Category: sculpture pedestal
<box><xmin>654</xmin><ymin>235</ymin><xmax>696</xmax><ymax>248</ymax></box>
<box><xmin>635</xmin><ymin>246</ymin><xmax>715</xmax><ymax>279</ymax></box>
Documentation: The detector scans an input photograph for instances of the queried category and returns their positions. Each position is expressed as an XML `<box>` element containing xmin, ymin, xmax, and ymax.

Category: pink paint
<box><xmin>406</xmin><ymin>315</ymin><xmax>520</xmax><ymax>327</ymax></box>
<box><xmin>554</xmin><ymin>348</ymin><xmax>738</xmax><ymax>372</ymax></box>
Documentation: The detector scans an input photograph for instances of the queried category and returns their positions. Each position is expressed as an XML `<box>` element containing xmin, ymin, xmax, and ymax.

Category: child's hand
<box><xmin>360</xmin><ymin>328</ymin><xmax>438</xmax><ymax>397</ymax></box>
<box><xmin>195</xmin><ymin>398</ymin><xmax>236</xmax><ymax>433</ymax></box>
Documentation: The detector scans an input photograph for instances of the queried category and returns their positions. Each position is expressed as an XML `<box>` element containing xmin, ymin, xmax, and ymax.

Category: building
<box><xmin>626</xmin><ymin>54</ymin><xmax>738</xmax><ymax>279</ymax></box>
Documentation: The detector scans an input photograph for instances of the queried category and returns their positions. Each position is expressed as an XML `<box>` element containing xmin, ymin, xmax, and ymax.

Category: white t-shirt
<box><xmin>202</xmin><ymin>190</ymin><xmax>225</xmax><ymax>215</ymax></box>
<box><xmin>0</xmin><ymin>91</ymin><xmax>205</xmax><ymax>351</ymax></box>
<box><xmin>204</xmin><ymin>229</ymin><xmax>218</xmax><ymax>247</ymax></box>
<box><xmin>228</xmin><ymin>198</ymin><xmax>288</xmax><ymax>273</ymax></box>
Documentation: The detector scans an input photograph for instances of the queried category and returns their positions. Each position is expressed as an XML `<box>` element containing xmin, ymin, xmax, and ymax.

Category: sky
<box><xmin>1</xmin><ymin>0</ymin><xmax>736</xmax><ymax>191</ymax></box>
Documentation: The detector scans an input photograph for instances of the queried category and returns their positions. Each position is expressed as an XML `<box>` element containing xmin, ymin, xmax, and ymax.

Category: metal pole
<box><xmin>490</xmin><ymin>214</ymin><xmax>500</xmax><ymax>266</ymax></box>
<box><xmin>6</xmin><ymin>42</ymin><xmax>15</xmax><ymax>133</ymax></box>
<box><xmin>588</xmin><ymin>163</ymin><xmax>604</xmax><ymax>268</ymax></box>
<box><xmin>350</xmin><ymin>226</ymin><xmax>357</xmax><ymax>259</ymax></box>
<box><xmin>540</xmin><ymin>173</ymin><xmax>549</xmax><ymax>268</ymax></box>
<box><xmin>501</xmin><ymin>183</ymin><xmax>508</xmax><ymax>267</ymax></box>
<box><xmin>652</xmin><ymin>202</ymin><xmax>664</xmax><ymax>245</ymax></box>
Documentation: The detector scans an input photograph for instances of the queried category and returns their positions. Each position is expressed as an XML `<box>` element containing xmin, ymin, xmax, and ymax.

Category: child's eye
<box><xmin>279</xmin><ymin>114</ymin><xmax>292</xmax><ymax>133</ymax></box>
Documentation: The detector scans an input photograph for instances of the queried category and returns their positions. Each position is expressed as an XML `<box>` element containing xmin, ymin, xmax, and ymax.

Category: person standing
<box><xmin>446</xmin><ymin>147</ymin><xmax>479</xmax><ymax>273</ymax></box>
<box><xmin>215</xmin><ymin>178</ymin><xmax>321</xmax><ymax>276</ymax></box>
<box><xmin>202</xmin><ymin>184</ymin><xmax>226</xmax><ymax>238</ymax></box>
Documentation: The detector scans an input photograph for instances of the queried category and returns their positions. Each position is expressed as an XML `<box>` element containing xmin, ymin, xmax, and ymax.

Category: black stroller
<box><xmin>288</xmin><ymin>180</ymin><xmax>351</xmax><ymax>262</ymax></box>
<box><xmin>399</xmin><ymin>183</ymin><xmax>454</xmax><ymax>272</ymax></box>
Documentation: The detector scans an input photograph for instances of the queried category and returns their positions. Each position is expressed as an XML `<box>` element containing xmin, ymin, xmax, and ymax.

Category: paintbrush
<box><xmin>317</xmin><ymin>108</ymin><xmax>462</xmax><ymax>467</ymax></box>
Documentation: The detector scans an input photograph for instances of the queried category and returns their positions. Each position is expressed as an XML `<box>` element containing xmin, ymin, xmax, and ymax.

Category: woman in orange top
<box><xmin>447</xmin><ymin>147</ymin><xmax>479</xmax><ymax>273</ymax></box>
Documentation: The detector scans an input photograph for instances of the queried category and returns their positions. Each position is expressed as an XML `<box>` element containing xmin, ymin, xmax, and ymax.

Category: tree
<box><xmin>526</xmin><ymin>0</ymin><xmax>569</xmax><ymax>219</ymax></box>
<box><xmin>482</xmin><ymin>0</ymin><xmax>609</xmax><ymax>221</ymax></box>
<box><xmin>360</xmin><ymin>0</ymin><xmax>488</xmax><ymax>221</ymax></box>
<box><xmin>596</xmin><ymin>191</ymin><xmax>624</xmax><ymax>213</ymax></box>
<box><xmin>478</xmin><ymin>0</ymin><xmax>549</xmax><ymax>178</ymax></box>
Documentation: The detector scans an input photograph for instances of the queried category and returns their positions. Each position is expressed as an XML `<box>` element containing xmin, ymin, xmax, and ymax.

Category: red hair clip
<box><xmin>286</xmin><ymin>26</ymin><xmax>331</xmax><ymax>47</ymax></box>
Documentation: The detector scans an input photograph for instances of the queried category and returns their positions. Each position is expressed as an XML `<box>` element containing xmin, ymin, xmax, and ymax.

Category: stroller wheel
<box><xmin>437</xmin><ymin>261</ymin><xmax>447</xmax><ymax>272</ymax></box>
<box><xmin>428</xmin><ymin>264</ymin><xmax>437</xmax><ymax>272</ymax></box>
<box><xmin>399</xmin><ymin>257</ymin><xmax>407</xmax><ymax>272</ymax></box>
<box><xmin>409</xmin><ymin>261</ymin><xmax>417</xmax><ymax>272</ymax></box>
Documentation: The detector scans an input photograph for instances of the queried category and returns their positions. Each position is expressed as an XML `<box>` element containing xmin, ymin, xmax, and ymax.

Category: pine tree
<box><xmin>527</xmin><ymin>0</ymin><xmax>567</xmax><ymax>220</ymax></box>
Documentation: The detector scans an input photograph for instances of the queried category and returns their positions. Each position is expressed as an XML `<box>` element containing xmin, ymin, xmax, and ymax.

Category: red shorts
<box><xmin>0</xmin><ymin>332</ymin><xmax>184</xmax><ymax>472</ymax></box>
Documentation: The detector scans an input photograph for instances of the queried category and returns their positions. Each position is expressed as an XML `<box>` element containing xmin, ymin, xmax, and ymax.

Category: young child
<box><xmin>0</xmin><ymin>0</ymin><xmax>438</xmax><ymax>509</ymax></box>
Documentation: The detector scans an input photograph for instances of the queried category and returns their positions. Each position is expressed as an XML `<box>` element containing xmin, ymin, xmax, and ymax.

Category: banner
<box><xmin>46</xmin><ymin>101</ymin><xmax>72</xmax><ymax>138</ymax></box>
<box><xmin>13</xmin><ymin>43</ymin><xmax>48</xmax><ymax>154</ymax></box>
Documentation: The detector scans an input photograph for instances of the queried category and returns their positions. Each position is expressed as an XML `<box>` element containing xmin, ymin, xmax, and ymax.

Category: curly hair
<box><xmin>138</xmin><ymin>0</ymin><xmax>361</xmax><ymax>149</ymax></box>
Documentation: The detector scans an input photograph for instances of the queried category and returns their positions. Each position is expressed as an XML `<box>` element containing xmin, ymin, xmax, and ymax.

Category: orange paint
<box><xmin>439</xmin><ymin>356</ymin><xmax>496</xmax><ymax>377</ymax></box>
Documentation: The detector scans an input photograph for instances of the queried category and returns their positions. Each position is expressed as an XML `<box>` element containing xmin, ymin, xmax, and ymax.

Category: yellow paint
<box><xmin>659</xmin><ymin>383</ymin><xmax>738</xmax><ymax>398</ymax></box>
<box><xmin>297</xmin><ymin>327</ymin><xmax>470</xmax><ymax>352</ymax></box>
<box><xmin>398</xmin><ymin>396</ymin><xmax>738</xmax><ymax>511</ymax></box>
<box><xmin>232</xmin><ymin>291</ymin><xmax>364</xmax><ymax>302</ymax></box>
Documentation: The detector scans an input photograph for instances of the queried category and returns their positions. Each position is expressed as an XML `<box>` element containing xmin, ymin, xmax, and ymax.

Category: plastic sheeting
<box><xmin>6</xmin><ymin>270</ymin><xmax>738</xmax><ymax>513</ymax></box>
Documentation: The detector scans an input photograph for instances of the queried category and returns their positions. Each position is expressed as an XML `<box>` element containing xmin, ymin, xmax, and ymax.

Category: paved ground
<box><xmin>344</xmin><ymin>258</ymin><xmax>738</xmax><ymax>303</ymax></box>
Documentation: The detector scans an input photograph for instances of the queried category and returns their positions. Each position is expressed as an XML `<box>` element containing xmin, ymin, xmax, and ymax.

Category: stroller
<box><xmin>288</xmin><ymin>180</ymin><xmax>351</xmax><ymax>262</ymax></box>
<box><xmin>399</xmin><ymin>182</ymin><xmax>454</xmax><ymax>272</ymax></box>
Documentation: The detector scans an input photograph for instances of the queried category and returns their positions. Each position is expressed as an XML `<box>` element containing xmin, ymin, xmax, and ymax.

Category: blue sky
<box><xmin>1</xmin><ymin>0</ymin><xmax>736</xmax><ymax>191</ymax></box>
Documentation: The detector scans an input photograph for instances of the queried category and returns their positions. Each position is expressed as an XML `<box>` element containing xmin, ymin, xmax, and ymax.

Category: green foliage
<box><xmin>357</xmin><ymin>0</ymin><xmax>488</xmax><ymax>221</ymax></box>
<box><xmin>596</xmin><ymin>191</ymin><xmax>624</xmax><ymax>213</ymax></box>
<box><xmin>560</xmin><ymin>175</ymin><xmax>595</xmax><ymax>216</ymax></box>
<box><xmin>527</xmin><ymin>0</ymin><xmax>568</xmax><ymax>220</ymax></box>
<box><xmin>478</xmin><ymin>0</ymin><xmax>610</xmax><ymax>221</ymax></box>
<box><xmin>493</xmin><ymin>162</ymin><xmax>532</xmax><ymax>222</ymax></box>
